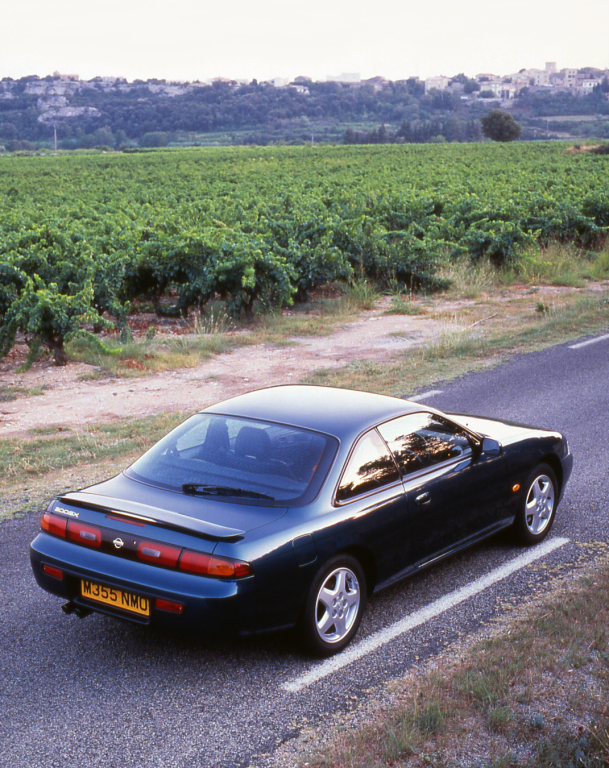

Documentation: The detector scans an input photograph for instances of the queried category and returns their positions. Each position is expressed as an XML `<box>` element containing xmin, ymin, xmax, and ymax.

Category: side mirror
<box><xmin>481</xmin><ymin>437</ymin><xmax>501</xmax><ymax>456</ymax></box>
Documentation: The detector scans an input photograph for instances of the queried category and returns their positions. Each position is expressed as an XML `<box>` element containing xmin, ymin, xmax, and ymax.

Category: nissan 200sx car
<box><xmin>31</xmin><ymin>385</ymin><xmax>572</xmax><ymax>655</ymax></box>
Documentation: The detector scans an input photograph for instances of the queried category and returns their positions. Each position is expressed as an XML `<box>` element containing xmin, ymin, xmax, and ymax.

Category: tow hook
<box><xmin>62</xmin><ymin>602</ymin><xmax>93</xmax><ymax>619</ymax></box>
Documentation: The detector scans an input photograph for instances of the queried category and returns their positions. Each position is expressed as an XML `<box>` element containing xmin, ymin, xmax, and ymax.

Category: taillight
<box><xmin>41</xmin><ymin>512</ymin><xmax>67</xmax><ymax>538</ymax></box>
<box><xmin>137</xmin><ymin>541</ymin><xmax>181</xmax><ymax>568</ymax></box>
<box><xmin>39</xmin><ymin>510</ymin><xmax>251</xmax><ymax>579</ymax></box>
<box><xmin>67</xmin><ymin>521</ymin><xmax>102</xmax><ymax>548</ymax></box>
<box><xmin>179</xmin><ymin>550</ymin><xmax>252</xmax><ymax>579</ymax></box>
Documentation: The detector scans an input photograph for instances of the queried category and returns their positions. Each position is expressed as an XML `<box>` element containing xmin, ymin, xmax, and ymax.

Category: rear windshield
<box><xmin>126</xmin><ymin>413</ymin><xmax>336</xmax><ymax>505</ymax></box>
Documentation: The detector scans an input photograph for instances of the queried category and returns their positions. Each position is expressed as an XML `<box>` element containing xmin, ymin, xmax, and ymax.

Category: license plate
<box><xmin>81</xmin><ymin>579</ymin><xmax>150</xmax><ymax>616</ymax></box>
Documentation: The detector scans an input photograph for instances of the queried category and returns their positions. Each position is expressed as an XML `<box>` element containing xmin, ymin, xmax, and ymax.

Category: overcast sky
<box><xmin>3</xmin><ymin>0</ymin><xmax>608</xmax><ymax>83</ymax></box>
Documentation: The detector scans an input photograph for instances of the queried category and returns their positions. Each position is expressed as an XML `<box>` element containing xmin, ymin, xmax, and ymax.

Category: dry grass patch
<box><xmin>0</xmin><ymin>384</ymin><xmax>46</xmax><ymax>401</ymax></box>
<box><xmin>0</xmin><ymin>411</ymin><xmax>189</xmax><ymax>516</ymax></box>
<box><xmin>65</xmin><ymin>293</ymin><xmax>365</xmax><ymax>377</ymax></box>
<box><xmin>305</xmin><ymin>288</ymin><xmax>609</xmax><ymax>396</ymax></box>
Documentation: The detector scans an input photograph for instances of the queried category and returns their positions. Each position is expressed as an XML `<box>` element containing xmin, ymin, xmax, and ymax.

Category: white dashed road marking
<box><xmin>569</xmin><ymin>334</ymin><xmax>609</xmax><ymax>349</ymax></box>
<box><xmin>408</xmin><ymin>390</ymin><xmax>443</xmax><ymax>402</ymax></box>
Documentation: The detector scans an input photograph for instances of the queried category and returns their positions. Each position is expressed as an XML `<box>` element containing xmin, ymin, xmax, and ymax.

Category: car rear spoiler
<box><xmin>58</xmin><ymin>492</ymin><xmax>246</xmax><ymax>542</ymax></box>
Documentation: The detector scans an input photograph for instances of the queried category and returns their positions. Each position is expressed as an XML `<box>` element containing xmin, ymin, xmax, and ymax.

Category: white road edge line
<box><xmin>408</xmin><ymin>390</ymin><xmax>443</xmax><ymax>402</ymax></box>
<box><xmin>569</xmin><ymin>333</ymin><xmax>609</xmax><ymax>349</ymax></box>
<box><xmin>282</xmin><ymin>537</ymin><xmax>570</xmax><ymax>693</ymax></box>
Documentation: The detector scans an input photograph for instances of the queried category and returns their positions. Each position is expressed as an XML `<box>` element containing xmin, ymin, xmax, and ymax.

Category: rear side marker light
<box><xmin>137</xmin><ymin>541</ymin><xmax>181</xmax><ymax>568</ymax></box>
<box><xmin>67</xmin><ymin>521</ymin><xmax>102</xmax><ymax>548</ymax></box>
<box><xmin>154</xmin><ymin>598</ymin><xmax>184</xmax><ymax>614</ymax></box>
<box><xmin>42</xmin><ymin>564</ymin><xmax>64</xmax><ymax>580</ymax></box>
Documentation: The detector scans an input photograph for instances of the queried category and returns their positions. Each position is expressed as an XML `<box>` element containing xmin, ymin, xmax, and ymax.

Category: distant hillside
<box><xmin>1</xmin><ymin>73</ymin><xmax>608</xmax><ymax>150</ymax></box>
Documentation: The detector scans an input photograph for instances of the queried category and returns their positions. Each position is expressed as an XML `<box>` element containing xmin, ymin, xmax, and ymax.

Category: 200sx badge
<box><xmin>81</xmin><ymin>580</ymin><xmax>150</xmax><ymax>616</ymax></box>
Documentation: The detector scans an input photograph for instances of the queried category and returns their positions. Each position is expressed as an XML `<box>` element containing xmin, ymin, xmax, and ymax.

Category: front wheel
<box><xmin>514</xmin><ymin>463</ymin><xmax>558</xmax><ymax>545</ymax></box>
<box><xmin>301</xmin><ymin>555</ymin><xmax>366</xmax><ymax>656</ymax></box>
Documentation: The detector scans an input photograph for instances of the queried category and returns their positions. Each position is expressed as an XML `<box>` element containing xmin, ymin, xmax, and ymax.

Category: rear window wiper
<box><xmin>182</xmin><ymin>484</ymin><xmax>275</xmax><ymax>500</ymax></box>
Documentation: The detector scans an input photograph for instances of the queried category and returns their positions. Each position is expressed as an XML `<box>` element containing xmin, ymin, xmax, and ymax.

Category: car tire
<box><xmin>514</xmin><ymin>463</ymin><xmax>558</xmax><ymax>545</ymax></box>
<box><xmin>301</xmin><ymin>555</ymin><xmax>366</xmax><ymax>657</ymax></box>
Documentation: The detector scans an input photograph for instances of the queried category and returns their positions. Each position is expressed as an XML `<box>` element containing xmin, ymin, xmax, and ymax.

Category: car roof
<box><xmin>202</xmin><ymin>385</ymin><xmax>428</xmax><ymax>440</ymax></box>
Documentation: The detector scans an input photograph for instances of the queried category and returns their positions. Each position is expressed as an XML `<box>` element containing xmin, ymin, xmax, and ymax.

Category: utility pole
<box><xmin>53</xmin><ymin>125</ymin><xmax>58</xmax><ymax>154</ymax></box>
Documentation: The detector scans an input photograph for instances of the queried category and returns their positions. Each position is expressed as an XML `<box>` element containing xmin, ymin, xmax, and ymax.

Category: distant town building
<box><xmin>520</xmin><ymin>68</ymin><xmax>551</xmax><ymax>86</ymax></box>
<box><xmin>424</xmin><ymin>76</ymin><xmax>450</xmax><ymax>92</ymax></box>
<box><xmin>561</xmin><ymin>68</ymin><xmax>578</xmax><ymax>87</ymax></box>
<box><xmin>578</xmin><ymin>79</ymin><xmax>602</xmax><ymax>94</ymax></box>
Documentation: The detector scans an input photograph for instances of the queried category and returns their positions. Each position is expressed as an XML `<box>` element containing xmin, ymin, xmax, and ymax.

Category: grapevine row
<box><xmin>0</xmin><ymin>143</ymin><xmax>607</xmax><ymax>364</ymax></box>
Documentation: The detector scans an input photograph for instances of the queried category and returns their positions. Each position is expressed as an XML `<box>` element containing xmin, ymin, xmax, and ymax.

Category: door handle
<box><xmin>415</xmin><ymin>492</ymin><xmax>431</xmax><ymax>505</ymax></box>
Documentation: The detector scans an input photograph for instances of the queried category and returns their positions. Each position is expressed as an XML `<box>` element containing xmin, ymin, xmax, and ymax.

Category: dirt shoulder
<box><xmin>0</xmin><ymin>284</ymin><xmax>600</xmax><ymax>439</ymax></box>
<box><xmin>0</xmin><ymin>299</ymin><xmax>453</xmax><ymax>438</ymax></box>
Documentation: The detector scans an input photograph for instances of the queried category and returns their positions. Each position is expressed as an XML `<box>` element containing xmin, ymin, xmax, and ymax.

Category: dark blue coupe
<box><xmin>31</xmin><ymin>385</ymin><xmax>572</xmax><ymax>655</ymax></box>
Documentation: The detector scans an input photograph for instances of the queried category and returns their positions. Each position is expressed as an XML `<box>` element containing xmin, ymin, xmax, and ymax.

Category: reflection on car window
<box><xmin>337</xmin><ymin>429</ymin><xmax>400</xmax><ymax>502</ymax></box>
<box><xmin>127</xmin><ymin>414</ymin><xmax>334</xmax><ymax>504</ymax></box>
<box><xmin>378</xmin><ymin>413</ymin><xmax>472</xmax><ymax>477</ymax></box>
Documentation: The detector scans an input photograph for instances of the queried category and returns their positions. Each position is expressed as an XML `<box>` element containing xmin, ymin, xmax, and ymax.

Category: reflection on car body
<box><xmin>31</xmin><ymin>385</ymin><xmax>573</xmax><ymax>655</ymax></box>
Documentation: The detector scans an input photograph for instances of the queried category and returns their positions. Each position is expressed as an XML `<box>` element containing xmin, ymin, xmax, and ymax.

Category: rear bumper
<box><xmin>30</xmin><ymin>532</ymin><xmax>257</xmax><ymax>636</ymax></box>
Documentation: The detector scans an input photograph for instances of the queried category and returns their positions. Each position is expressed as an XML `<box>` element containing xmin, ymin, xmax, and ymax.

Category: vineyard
<box><xmin>0</xmin><ymin>142</ymin><xmax>608</xmax><ymax>364</ymax></box>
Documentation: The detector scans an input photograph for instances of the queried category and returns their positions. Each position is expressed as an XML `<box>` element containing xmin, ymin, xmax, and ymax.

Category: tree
<box><xmin>480</xmin><ymin>109</ymin><xmax>522</xmax><ymax>142</ymax></box>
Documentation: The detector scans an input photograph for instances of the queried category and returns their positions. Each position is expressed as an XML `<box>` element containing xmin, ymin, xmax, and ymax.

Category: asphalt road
<box><xmin>1</xmin><ymin>333</ymin><xmax>608</xmax><ymax>768</ymax></box>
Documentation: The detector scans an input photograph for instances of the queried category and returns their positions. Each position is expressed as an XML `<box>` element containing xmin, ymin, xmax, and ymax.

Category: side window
<box><xmin>423</xmin><ymin>415</ymin><xmax>472</xmax><ymax>465</ymax></box>
<box><xmin>336</xmin><ymin>429</ymin><xmax>400</xmax><ymax>502</ymax></box>
<box><xmin>378</xmin><ymin>413</ymin><xmax>472</xmax><ymax>477</ymax></box>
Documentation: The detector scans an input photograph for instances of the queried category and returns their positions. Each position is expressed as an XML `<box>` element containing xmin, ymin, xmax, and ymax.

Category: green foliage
<box><xmin>481</xmin><ymin>109</ymin><xmax>523</xmax><ymax>142</ymax></box>
<box><xmin>1</xmin><ymin>143</ymin><xmax>607</xmax><ymax>363</ymax></box>
<box><xmin>0</xmin><ymin>276</ymin><xmax>105</xmax><ymax>366</ymax></box>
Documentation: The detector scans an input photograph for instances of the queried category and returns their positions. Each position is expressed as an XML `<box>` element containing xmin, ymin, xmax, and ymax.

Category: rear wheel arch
<box><xmin>339</xmin><ymin>545</ymin><xmax>376</xmax><ymax>596</ymax></box>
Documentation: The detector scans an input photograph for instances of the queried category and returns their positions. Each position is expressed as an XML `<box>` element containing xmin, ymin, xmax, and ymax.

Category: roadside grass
<box><xmin>0</xmin><ymin>411</ymin><xmax>189</xmax><ymax>520</ymax></box>
<box><xmin>304</xmin><ymin>290</ymin><xmax>609</xmax><ymax>395</ymax></box>
<box><xmin>438</xmin><ymin>258</ymin><xmax>510</xmax><ymax>299</ymax></box>
<box><xmin>386</xmin><ymin>294</ymin><xmax>428</xmax><ymax>316</ymax></box>
<box><xmin>67</xmin><ymin>330</ymin><xmax>248</xmax><ymax>378</ymax></box>
<box><xmin>2</xmin><ymin>456</ymin><xmax>140</xmax><ymax>522</ymax></box>
<box><xmin>64</xmin><ymin>291</ymin><xmax>363</xmax><ymax>376</ymax></box>
<box><xmin>340</xmin><ymin>279</ymin><xmax>382</xmax><ymax>311</ymax></box>
<box><xmin>298</xmin><ymin>550</ymin><xmax>609</xmax><ymax>768</ymax></box>
<box><xmin>439</xmin><ymin>244</ymin><xmax>609</xmax><ymax>298</ymax></box>
<box><xmin>518</xmin><ymin>242</ymin><xmax>609</xmax><ymax>287</ymax></box>
<box><xmin>0</xmin><ymin>384</ymin><xmax>46</xmax><ymax>401</ymax></box>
